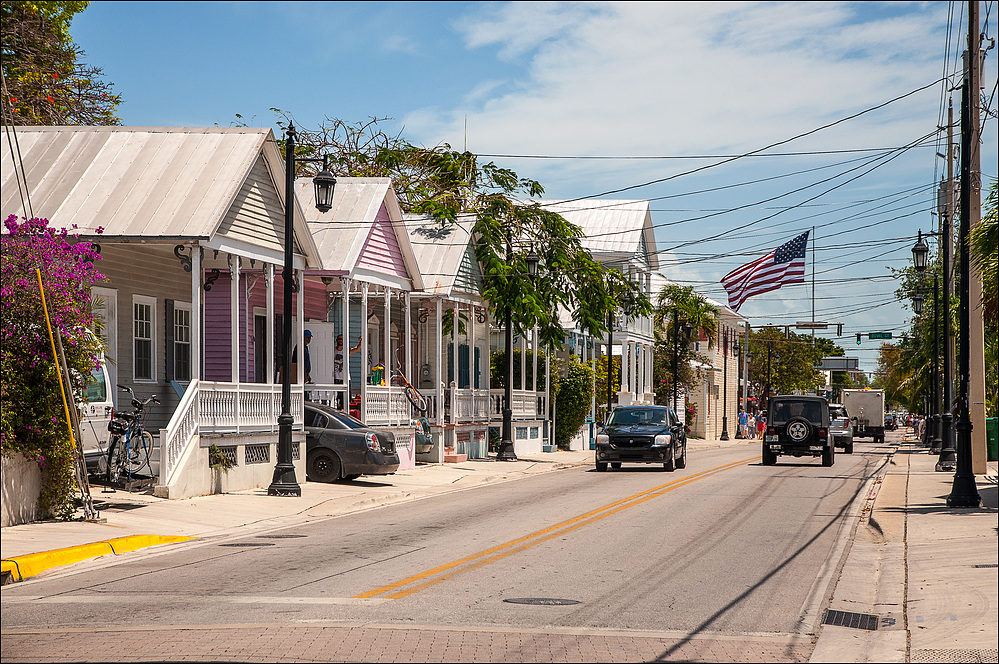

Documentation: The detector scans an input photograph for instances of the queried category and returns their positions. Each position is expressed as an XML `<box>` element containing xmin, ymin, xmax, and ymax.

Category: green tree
<box><xmin>969</xmin><ymin>179</ymin><xmax>997</xmax><ymax>417</ymax></box>
<box><xmin>746</xmin><ymin>327</ymin><xmax>825</xmax><ymax>409</ymax></box>
<box><xmin>652</xmin><ymin>284</ymin><xmax>718</xmax><ymax>407</ymax></box>
<box><xmin>553</xmin><ymin>358</ymin><xmax>594</xmax><ymax>449</ymax></box>
<box><xmin>1</xmin><ymin>1</ymin><xmax>121</xmax><ymax>125</ymax></box>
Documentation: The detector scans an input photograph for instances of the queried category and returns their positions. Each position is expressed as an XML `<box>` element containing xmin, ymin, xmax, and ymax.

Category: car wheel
<box><xmin>676</xmin><ymin>442</ymin><xmax>686</xmax><ymax>469</ymax></box>
<box><xmin>762</xmin><ymin>443</ymin><xmax>777</xmax><ymax>466</ymax></box>
<box><xmin>844</xmin><ymin>440</ymin><xmax>854</xmax><ymax>454</ymax></box>
<box><xmin>822</xmin><ymin>444</ymin><xmax>835</xmax><ymax>467</ymax></box>
<box><xmin>595</xmin><ymin>461</ymin><xmax>608</xmax><ymax>472</ymax></box>
<box><xmin>610</xmin><ymin>462</ymin><xmax>622</xmax><ymax>469</ymax></box>
<box><xmin>663</xmin><ymin>444</ymin><xmax>676</xmax><ymax>472</ymax></box>
<box><xmin>307</xmin><ymin>449</ymin><xmax>342</xmax><ymax>483</ymax></box>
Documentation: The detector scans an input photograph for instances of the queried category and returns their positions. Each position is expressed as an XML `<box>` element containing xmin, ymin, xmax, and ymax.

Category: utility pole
<box><xmin>948</xmin><ymin>0</ymin><xmax>982</xmax><ymax>507</ymax></box>
<box><xmin>936</xmin><ymin>99</ymin><xmax>957</xmax><ymax>472</ymax></box>
<box><xmin>965</xmin><ymin>5</ymin><xmax>988</xmax><ymax>474</ymax></box>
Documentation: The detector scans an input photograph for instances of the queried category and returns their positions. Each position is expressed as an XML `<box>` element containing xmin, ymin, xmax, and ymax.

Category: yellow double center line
<box><xmin>354</xmin><ymin>455</ymin><xmax>758</xmax><ymax>599</ymax></box>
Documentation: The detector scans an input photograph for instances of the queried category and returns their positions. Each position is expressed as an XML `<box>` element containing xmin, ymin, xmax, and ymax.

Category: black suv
<box><xmin>595</xmin><ymin>406</ymin><xmax>687</xmax><ymax>472</ymax></box>
<box><xmin>763</xmin><ymin>396</ymin><xmax>833</xmax><ymax>467</ymax></box>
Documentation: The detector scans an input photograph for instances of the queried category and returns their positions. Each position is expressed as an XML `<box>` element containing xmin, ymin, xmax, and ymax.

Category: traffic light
<box><xmin>856</xmin><ymin>333</ymin><xmax>862</xmax><ymax>345</ymax></box>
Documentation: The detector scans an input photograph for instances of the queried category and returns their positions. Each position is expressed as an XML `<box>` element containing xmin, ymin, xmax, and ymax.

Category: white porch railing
<box><xmin>363</xmin><ymin>386</ymin><xmax>412</xmax><ymax>426</ymax></box>
<box><xmin>199</xmin><ymin>381</ymin><xmax>303</xmax><ymax>433</ymax></box>
<box><xmin>489</xmin><ymin>389</ymin><xmax>548</xmax><ymax>420</ymax></box>
<box><xmin>451</xmin><ymin>389</ymin><xmax>492</xmax><ymax>421</ymax></box>
<box><xmin>159</xmin><ymin>380</ymin><xmax>304</xmax><ymax>487</ymax></box>
<box><xmin>160</xmin><ymin>378</ymin><xmax>201</xmax><ymax>487</ymax></box>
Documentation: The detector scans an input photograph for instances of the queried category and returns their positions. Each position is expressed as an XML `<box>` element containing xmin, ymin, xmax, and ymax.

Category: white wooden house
<box><xmin>2</xmin><ymin>126</ymin><xmax>323</xmax><ymax>498</ymax></box>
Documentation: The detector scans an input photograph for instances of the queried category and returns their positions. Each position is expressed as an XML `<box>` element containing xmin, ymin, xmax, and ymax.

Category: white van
<box><xmin>78</xmin><ymin>360</ymin><xmax>113</xmax><ymax>476</ymax></box>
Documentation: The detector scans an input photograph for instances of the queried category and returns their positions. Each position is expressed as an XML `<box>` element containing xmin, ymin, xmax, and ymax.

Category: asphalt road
<box><xmin>1</xmin><ymin>438</ymin><xmax>889</xmax><ymax>662</ymax></box>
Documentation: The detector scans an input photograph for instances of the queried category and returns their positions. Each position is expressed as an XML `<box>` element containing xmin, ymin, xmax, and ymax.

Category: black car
<box><xmin>304</xmin><ymin>402</ymin><xmax>400</xmax><ymax>482</ymax></box>
<box><xmin>763</xmin><ymin>396</ymin><xmax>832</xmax><ymax>467</ymax></box>
<box><xmin>594</xmin><ymin>406</ymin><xmax>687</xmax><ymax>472</ymax></box>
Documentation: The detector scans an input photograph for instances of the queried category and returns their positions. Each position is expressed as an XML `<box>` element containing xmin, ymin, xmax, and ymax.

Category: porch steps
<box><xmin>443</xmin><ymin>448</ymin><xmax>467</xmax><ymax>463</ymax></box>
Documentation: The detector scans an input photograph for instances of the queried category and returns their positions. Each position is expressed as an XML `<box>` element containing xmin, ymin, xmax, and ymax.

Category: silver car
<box><xmin>829</xmin><ymin>403</ymin><xmax>854</xmax><ymax>454</ymax></box>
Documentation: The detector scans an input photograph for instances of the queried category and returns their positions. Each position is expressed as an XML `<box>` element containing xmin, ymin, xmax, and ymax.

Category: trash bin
<box><xmin>987</xmin><ymin>417</ymin><xmax>998</xmax><ymax>462</ymax></box>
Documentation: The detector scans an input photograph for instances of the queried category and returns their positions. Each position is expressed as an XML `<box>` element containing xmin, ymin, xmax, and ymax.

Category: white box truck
<box><xmin>841</xmin><ymin>389</ymin><xmax>886</xmax><ymax>444</ymax></box>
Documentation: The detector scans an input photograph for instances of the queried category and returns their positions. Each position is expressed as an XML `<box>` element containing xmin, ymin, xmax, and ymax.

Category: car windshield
<box><xmin>830</xmin><ymin>406</ymin><xmax>847</xmax><ymax>419</ymax></box>
<box><xmin>771</xmin><ymin>400</ymin><xmax>822</xmax><ymax>424</ymax></box>
<box><xmin>84</xmin><ymin>366</ymin><xmax>107</xmax><ymax>403</ymax></box>
<box><xmin>608</xmin><ymin>408</ymin><xmax>669</xmax><ymax>426</ymax></box>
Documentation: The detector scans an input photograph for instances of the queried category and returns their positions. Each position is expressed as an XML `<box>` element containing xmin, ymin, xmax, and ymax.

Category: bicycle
<box><xmin>390</xmin><ymin>372</ymin><xmax>429</xmax><ymax>414</ymax></box>
<box><xmin>106</xmin><ymin>384</ymin><xmax>159</xmax><ymax>485</ymax></box>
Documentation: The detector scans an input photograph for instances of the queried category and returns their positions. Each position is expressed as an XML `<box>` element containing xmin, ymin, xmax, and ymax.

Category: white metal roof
<box><xmin>537</xmin><ymin>199</ymin><xmax>659</xmax><ymax>270</ymax></box>
<box><xmin>404</xmin><ymin>215</ymin><xmax>479</xmax><ymax>298</ymax></box>
<box><xmin>296</xmin><ymin>177</ymin><xmax>423</xmax><ymax>290</ymax></box>
<box><xmin>1</xmin><ymin>126</ymin><xmax>319</xmax><ymax>265</ymax></box>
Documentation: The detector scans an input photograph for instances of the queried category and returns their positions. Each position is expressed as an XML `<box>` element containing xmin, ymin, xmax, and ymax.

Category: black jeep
<box><xmin>763</xmin><ymin>396</ymin><xmax>833</xmax><ymax>467</ymax></box>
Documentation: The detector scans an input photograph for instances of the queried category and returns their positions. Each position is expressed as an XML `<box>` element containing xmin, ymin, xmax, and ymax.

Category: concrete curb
<box><xmin>1</xmin><ymin>535</ymin><xmax>192</xmax><ymax>584</ymax></box>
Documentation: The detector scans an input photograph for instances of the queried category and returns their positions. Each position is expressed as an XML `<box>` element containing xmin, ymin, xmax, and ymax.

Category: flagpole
<box><xmin>811</xmin><ymin>226</ymin><xmax>816</xmax><ymax>346</ymax></box>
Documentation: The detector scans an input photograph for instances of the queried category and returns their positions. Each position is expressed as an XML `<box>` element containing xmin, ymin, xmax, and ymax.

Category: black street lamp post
<box><xmin>497</xmin><ymin>244</ymin><xmax>539</xmax><ymax>462</ymax></box>
<box><xmin>912</xmin><ymin>228</ymin><xmax>956</xmax><ymax>471</ymax></box>
<box><xmin>268</xmin><ymin>124</ymin><xmax>336</xmax><ymax>497</ymax></box>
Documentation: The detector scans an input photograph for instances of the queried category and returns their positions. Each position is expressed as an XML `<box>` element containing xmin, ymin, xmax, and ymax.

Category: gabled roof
<box><xmin>404</xmin><ymin>215</ymin><xmax>482</xmax><ymax>299</ymax></box>
<box><xmin>537</xmin><ymin>199</ymin><xmax>659</xmax><ymax>270</ymax></box>
<box><xmin>1</xmin><ymin>126</ymin><xmax>319</xmax><ymax>265</ymax></box>
<box><xmin>296</xmin><ymin>177</ymin><xmax>423</xmax><ymax>291</ymax></box>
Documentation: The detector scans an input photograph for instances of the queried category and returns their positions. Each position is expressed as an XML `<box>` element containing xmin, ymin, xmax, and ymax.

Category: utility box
<box><xmin>987</xmin><ymin>418</ymin><xmax>998</xmax><ymax>462</ymax></box>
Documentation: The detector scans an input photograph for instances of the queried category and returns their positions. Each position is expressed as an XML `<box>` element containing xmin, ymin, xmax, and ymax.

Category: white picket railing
<box><xmin>489</xmin><ymin>389</ymin><xmax>548</xmax><ymax>420</ymax></box>
<box><xmin>159</xmin><ymin>381</ymin><xmax>304</xmax><ymax>487</ymax></box>
<box><xmin>451</xmin><ymin>389</ymin><xmax>492</xmax><ymax>421</ymax></box>
<box><xmin>363</xmin><ymin>386</ymin><xmax>412</xmax><ymax>426</ymax></box>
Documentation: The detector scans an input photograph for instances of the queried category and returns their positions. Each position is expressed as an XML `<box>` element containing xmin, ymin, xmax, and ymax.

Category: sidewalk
<box><xmin>811</xmin><ymin>436</ymin><xmax>999</xmax><ymax>663</ymax></box>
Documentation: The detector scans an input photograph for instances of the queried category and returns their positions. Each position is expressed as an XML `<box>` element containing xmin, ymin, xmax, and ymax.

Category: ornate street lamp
<box><xmin>268</xmin><ymin>124</ymin><xmax>336</xmax><ymax>496</ymax></box>
<box><xmin>912</xmin><ymin>292</ymin><xmax>925</xmax><ymax>315</ymax></box>
<box><xmin>911</xmin><ymin>230</ymin><xmax>929</xmax><ymax>271</ymax></box>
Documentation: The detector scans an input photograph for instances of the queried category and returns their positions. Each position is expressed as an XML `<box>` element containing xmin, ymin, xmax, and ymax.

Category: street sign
<box><xmin>795</xmin><ymin>321</ymin><xmax>829</xmax><ymax>329</ymax></box>
<box><xmin>868</xmin><ymin>332</ymin><xmax>893</xmax><ymax>340</ymax></box>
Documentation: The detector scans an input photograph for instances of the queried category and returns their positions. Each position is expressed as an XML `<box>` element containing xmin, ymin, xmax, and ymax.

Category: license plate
<box><xmin>766</xmin><ymin>435</ymin><xmax>778</xmax><ymax>442</ymax></box>
<box><xmin>809</xmin><ymin>446</ymin><xmax>823</xmax><ymax>451</ymax></box>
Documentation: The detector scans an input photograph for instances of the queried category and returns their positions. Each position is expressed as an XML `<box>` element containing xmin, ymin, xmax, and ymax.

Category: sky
<box><xmin>70</xmin><ymin>1</ymin><xmax>998</xmax><ymax>375</ymax></box>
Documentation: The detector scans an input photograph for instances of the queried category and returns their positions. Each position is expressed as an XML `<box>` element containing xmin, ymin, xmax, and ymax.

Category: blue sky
<box><xmin>72</xmin><ymin>1</ymin><xmax>998</xmax><ymax>374</ymax></box>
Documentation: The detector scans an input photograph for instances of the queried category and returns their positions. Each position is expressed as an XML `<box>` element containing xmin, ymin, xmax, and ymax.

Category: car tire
<box><xmin>822</xmin><ymin>444</ymin><xmax>835</xmax><ymax>467</ymax></box>
<box><xmin>844</xmin><ymin>440</ymin><xmax>854</xmax><ymax>454</ymax></box>
<box><xmin>307</xmin><ymin>448</ymin><xmax>342</xmax><ymax>483</ymax></box>
<box><xmin>762</xmin><ymin>443</ymin><xmax>777</xmax><ymax>466</ymax></box>
<box><xmin>786</xmin><ymin>417</ymin><xmax>813</xmax><ymax>443</ymax></box>
<box><xmin>664</xmin><ymin>445</ymin><xmax>676</xmax><ymax>472</ymax></box>
<box><xmin>595</xmin><ymin>461</ymin><xmax>608</xmax><ymax>472</ymax></box>
<box><xmin>676</xmin><ymin>442</ymin><xmax>686</xmax><ymax>469</ymax></box>
<box><xmin>610</xmin><ymin>462</ymin><xmax>622</xmax><ymax>469</ymax></box>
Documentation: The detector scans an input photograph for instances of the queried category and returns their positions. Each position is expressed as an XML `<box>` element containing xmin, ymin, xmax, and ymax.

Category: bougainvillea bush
<box><xmin>1</xmin><ymin>215</ymin><xmax>103</xmax><ymax>518</ymax></box>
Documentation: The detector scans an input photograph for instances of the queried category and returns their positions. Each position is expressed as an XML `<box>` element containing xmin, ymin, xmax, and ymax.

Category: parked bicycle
<box><xmin>106</xmin><ymin>384</ymin><xmax>159</xmax><ymax>485</ymax></box>
<box><xmin>390</xmin><ymin>372</ymin><xmax>429</xmax><ymax>414</ymax></box>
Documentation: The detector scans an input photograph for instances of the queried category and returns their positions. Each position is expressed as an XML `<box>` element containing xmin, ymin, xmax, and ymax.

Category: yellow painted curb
<box><xmin>1</xmin><ymin>535</ymin><xmax>193</xmax><ymax>582</ymax></box>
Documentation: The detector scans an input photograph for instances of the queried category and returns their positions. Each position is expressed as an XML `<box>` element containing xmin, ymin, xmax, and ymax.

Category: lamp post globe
<box><xmin>911</xmin><ymin>230</ymin><xmax>929</xmax><ymax>272</ymax></box>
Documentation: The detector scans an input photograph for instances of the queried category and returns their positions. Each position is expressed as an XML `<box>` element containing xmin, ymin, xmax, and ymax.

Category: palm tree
<box><xmin>654</xmin><ymin>284</ymin><xmax>718</xmax><ymax>347</ymax></box>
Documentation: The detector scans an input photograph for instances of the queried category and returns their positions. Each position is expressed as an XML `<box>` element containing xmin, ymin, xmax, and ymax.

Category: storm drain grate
<box><xmin>912</xmin><ymin>649</ymin><xmax>998</xmax><ymax>663</ymax></box>
<box><xmin>219</xmin><ymin>542</ymin><xmax>276</xmax><ymax>547</ymax></box>
<box><xmin>503</xmin><ymin>598</ymin><xmax>580</xmax><ymax>606</ymax></box>
<box><xmin>822</xmin><ymin>609</ymin><xmax>879</xmax><ymax>630</ymax></box>
<box><xmin>258</xmin><ymin>535</ymin><xmax>307</xmax><ymax>539</ymax></box>
<box><xmin>973</xmin><ymin>563</ymin><xmax>998</xmax><ymax>568</ymax></box>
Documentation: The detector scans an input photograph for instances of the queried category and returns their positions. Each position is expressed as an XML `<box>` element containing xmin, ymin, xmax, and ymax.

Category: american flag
<box><xmin>721</xmin><ymin>231</ymin><xmax>809</xmax><ymax>312</ymax></box>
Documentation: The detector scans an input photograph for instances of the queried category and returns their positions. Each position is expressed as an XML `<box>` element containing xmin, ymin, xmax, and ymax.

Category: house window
<box><xmin>174</xmin><ymin>303</ymin><xmax>192</xmax><ymax>382</ymax></box>
<box><xmin>133</xmin><ymin>295</ymin><xmax>156</xmax><ymax>381</ymax></box>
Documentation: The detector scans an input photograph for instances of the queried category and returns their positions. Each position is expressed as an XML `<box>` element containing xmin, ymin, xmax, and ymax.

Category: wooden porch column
<box><xmin>266</xmin><ymin>263</ymin><xmax>274</xmax><ymax>384</ymax></box>
<box><xmin>297</xmin><ymin>269</ymin><xmax>305</xmax><ymax>388</ymax></box>
<box><xmin>342</xmin><ymin>279</ymin><xmax>350</xmax><ymax>402</ymax></box>
<box><xmin>191</xmin><ymin>244</ymin><xmax>202</xmax><ymax>381</ymax></box>
<box><xmin>361</xmin><ymin>283</ymin><xmax>368</xmax><ymax>415</ymax></box>
<box><xmin>435</xmin><ymin>298</ymin><xmax>443</xmax><ymax>427</ymax></box>
<box><xmin>230</xmin><ymin>255</ymin><xmax>240</xmax><ymax>383</ymax></box>
<box><xmin>405</xmin><ymin>291</ymin><xmax>412</xmax><ymax>392</ymax></box>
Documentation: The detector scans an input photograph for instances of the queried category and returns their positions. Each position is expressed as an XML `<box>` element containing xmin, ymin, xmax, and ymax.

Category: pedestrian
<box><xmin>747</xmin><ymin>412</ymin><xmax>756</xmax><ymax>439</ymax></box>
<box><xmin>738</xmin><ymin>408</ymin><xmax>748</xmax><ymax>438</ymax></box>
<box><xmin>278</xmin><ymin>329</ymin><xmax>313</xmax><ymax>384</ymax></box>
<box><xmin>757</xmin><ymin>412</ymin><xmax>766</xmax><ymax>438</ymax></box>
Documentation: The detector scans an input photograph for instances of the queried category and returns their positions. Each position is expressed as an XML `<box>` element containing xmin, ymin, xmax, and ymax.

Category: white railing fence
<box><xmin>489</xmin><ymin>389</ymin><xmax>547</xmax><ymax>420</ymax></box>
<box><xmin>159</xmin><ymin>381</ymin><xmax>303</xmax><ymax>487</ymax></box>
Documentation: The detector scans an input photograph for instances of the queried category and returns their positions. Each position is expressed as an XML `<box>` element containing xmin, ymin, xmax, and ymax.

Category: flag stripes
<box><xmin>721</xmin><ymin>232</ymin><xmax>809</xmax><ymax>312</ymax></box>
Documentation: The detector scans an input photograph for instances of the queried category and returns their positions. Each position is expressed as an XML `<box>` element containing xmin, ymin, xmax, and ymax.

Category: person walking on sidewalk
<box><xmin>738</xmin><ymin>408</ymin><xmax>748</xmax><ymax>438</ymax></box>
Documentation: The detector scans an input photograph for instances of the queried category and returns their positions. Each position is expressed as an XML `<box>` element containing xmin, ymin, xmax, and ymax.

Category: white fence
<box><xmin>159</xmin><ymin>380</ymin><xmax>304</xmax><ymax>486</ymax></box>
<box><xmin>489</xmin><ymin>389</ymin><xmax>547</xmax><ymax>420</ymax></box>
